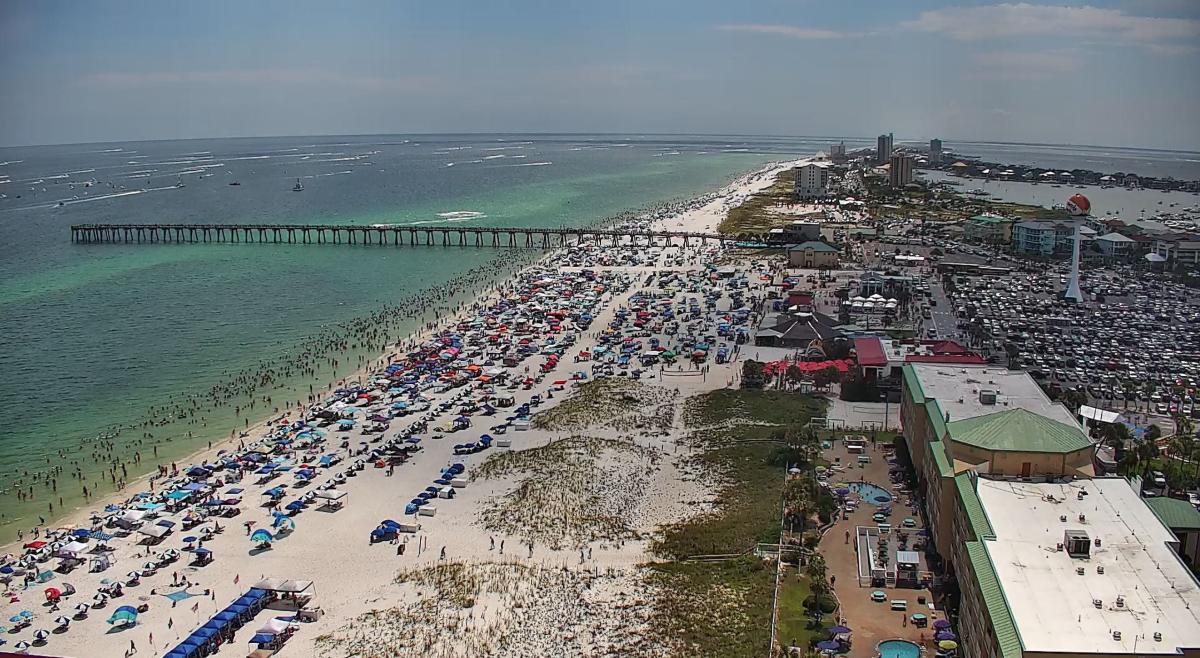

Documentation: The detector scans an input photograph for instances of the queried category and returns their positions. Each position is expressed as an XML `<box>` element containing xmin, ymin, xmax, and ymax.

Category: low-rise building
<box><xmin>1153</xmin><ymin>235</ymin><xmax>1200</xmax><ymax>265</ymax></box>
<box><xmin>1144</xmin><ymin>496</ymin><xmax>1200</xmax><ymax>568</ymax></box>
<box><xmin>787</xmin><ymin>241</ymin><xmax>839</xmax><ymax>269</ymax></box>
<box><xmin>1012</xmin><ymin>219</ymin><xmax>1089</xmax><ymax>257</ymax></box>
<box><xmin>963</xmin><ymin>214</ymin><xmax>1014</xmax><ymax>245</ymax></box>
<box><xmin>1095</xmin><ymin>231</ymin><xmax>1135</xmax><ymax>259</ymax></box>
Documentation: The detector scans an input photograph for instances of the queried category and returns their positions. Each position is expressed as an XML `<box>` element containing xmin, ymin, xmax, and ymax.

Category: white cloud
<box><xmin>715</xmin><ymin>24</ymin><xmax>859</xmax><ymax>39</ymax></box>
<box><xmin>902</xmin><ymin>3</ymin><xmax>1200</xmax><ymax>51</ymax></box>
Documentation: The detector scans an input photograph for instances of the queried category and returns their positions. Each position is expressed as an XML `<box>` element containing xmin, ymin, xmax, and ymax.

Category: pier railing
<box><xmin>70</xmin><ymin>223</ymin><xmax>737</xmax><ymax>248</ymax></box>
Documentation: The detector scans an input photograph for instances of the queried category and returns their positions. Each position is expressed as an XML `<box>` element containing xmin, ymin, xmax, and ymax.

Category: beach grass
<box><xmin>653</xmin><ymin>390</ymin><xmax>825</xmax><ymax>559</ymax></box>
<box><xmin>532</xmin><ymin>378</ymin><xmax>677</xmax><ymax>433</ymax></box>
<box><xmin>719</xmin><ymin>169</ymin><xmax>797</xmax><ymax>234</ymax></box>
<box><xmin>646</xmin><ymin>556</ymin><xmax>776</xmax><ymax>658</ymax></box>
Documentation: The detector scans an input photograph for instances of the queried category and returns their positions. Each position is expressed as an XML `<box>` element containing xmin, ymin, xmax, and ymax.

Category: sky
<box><xmin>1</xmin><ymin>0</ymin><xmax>1198</xmax><ymax>149</ymax></box>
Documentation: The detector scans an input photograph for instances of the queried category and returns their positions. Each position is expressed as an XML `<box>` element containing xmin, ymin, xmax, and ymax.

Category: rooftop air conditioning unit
<box><xmin>1093</xmin><ymin>599</ymin><xmax>1102</xmax><ymax>608</ymax></box>
<box><xmin>1154</xmin><ymin>632</ymin><xmax>1162</xmax><ymax>642</ymax></box>
<box><xmin>1097</xmin><ymin>565</ymin><xmax>1104</xmax><ymax>574</ymax></box>
<box><xmin>979</xmin><ymin>389</ymin><xmax>997</xmax><ymax>405</ymax></box>
<box><xmin>1079</xmin><ymin>513</ymin><xmax>1087</xmax><ymax>522</ymax></box>
<box><xmin>1076</xmin><ymin>566</ymin><xmax>1086</xmax><ymax>575</ymax></box>
<box><xmin>1113</xmin><ymin>631</ymin><xmax>1122</xmax><ymax>641</ymax></box>
<box><xmin>1115</xmin><ymin>596</ymin><xmax>1125</xmax><ymax>608</ymax></box>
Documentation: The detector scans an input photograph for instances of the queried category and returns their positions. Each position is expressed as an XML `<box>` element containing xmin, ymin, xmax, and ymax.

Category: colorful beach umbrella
<box><xmin>107</xmin><ymin>606</ymin><xmax>138</xmax><ymax>625</ymax></box>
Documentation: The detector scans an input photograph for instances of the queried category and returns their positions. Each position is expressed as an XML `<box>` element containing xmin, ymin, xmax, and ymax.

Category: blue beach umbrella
<box><xmin>107</xmin><ymin>606</ymin><xmax>138</xmax><ymax>625</ymax></box>
<box><xmin>250</xmin><ymin>529</ymin><xmax>273</xmax><ymax>544</ymax></box>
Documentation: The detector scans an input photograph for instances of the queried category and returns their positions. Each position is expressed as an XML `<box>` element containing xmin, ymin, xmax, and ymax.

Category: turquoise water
<box><xmin>877</xmin><ymin>639</ymin><xmax>921</xmax><ymax>658</ymax></box>
<box><xmin>851</xmin><ymin>482</ymin><xmax>893</xmax><ymax>506</ymax></box>
<box><xmin>0</xmin><ymin>134</ymin><xmax>828</xmax><ymax>540</ymax></box>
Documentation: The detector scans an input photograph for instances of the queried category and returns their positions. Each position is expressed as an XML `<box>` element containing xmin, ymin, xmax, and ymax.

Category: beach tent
<box><xmin>107</xmin><ymin>605</ymin><xmax>138</xmax><ymax>626</ymax></box>
<box><xmin>137</xmin><ymin>525</ymin><xmax>171</xmax><ymax>539</ymax></box>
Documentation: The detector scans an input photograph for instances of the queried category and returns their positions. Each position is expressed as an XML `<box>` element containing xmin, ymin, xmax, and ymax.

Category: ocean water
<box><xmin>0</xmin><ymin>134</ymin><xmax>827</xmax><ymax>539</ymax></box>
<box><xmin>1</xmin><ymin>133</ymin><xmax>1194</xmax><ymax>540</ymax></box>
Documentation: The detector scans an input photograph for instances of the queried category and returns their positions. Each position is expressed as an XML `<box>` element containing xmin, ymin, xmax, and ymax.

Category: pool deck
<box><xmin>817</xmin><ymin>436</ymin><xmax>942</xmax><ymax>657</ymax></box>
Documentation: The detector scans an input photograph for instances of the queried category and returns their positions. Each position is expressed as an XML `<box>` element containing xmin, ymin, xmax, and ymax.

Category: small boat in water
<box><xmin>229</xmin><ymin>181</ymin><xmax>241</xmax><ymax>186</ymax></box>
<box><xmin>292</xmin><ymin>178</ymin><xmax>304</xmax><ymax>192</ymax></box>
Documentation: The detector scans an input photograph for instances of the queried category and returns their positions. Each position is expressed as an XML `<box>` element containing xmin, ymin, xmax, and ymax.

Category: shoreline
<box><xmin>0</xmin><ymin>158</ymin><xmax>800</xmax><ymax>556</ymax></box>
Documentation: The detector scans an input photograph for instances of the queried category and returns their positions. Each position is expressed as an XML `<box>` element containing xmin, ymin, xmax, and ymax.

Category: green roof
<box><xmin>789</xmin><ymin>241</ymin><xmax>838</xmax><ymax>253</ymax></box>
<box><xmin>955</xmin><ymin>472</ymin><xmax>995</xmax><ymax>539</ymax></box>
<box><xmin>970</xmin><ymin>214</ymin><xmax>1011</xmax><ymax>224</ymax></box>
<box><xmin>925</xmin><ymin>400</ymin><xmax>954</xmax><ymax>477</ymax></box>
<box><xmin>965</xmin><ymin>542</ymin><xmax>1023</xmax><ymax>658</ymax></box>
<box><xmin>1144</xmin><ymin>496</ymin><xmax>1200</xmax><ymax>531</ymax></box>
<box><xmin>902</xmin><ymin>364</ymin><xmax>925</xmax><ymax>403</ymax></box>
<box><xmin>947</xmin><ymin>408</ymin><xmax>1091</xmax><ymax>454</ymax></box>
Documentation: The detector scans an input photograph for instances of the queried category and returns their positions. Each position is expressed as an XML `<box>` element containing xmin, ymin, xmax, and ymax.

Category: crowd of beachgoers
<box><xmin>0</xmin><ymin>160</ymin><xmax>803</xmax><ymax>657</ymax></box>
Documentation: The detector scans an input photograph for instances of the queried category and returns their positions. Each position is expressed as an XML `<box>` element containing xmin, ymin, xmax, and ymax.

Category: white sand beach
<box><xmin>0</xmin><ymin>159</ymin><xmax>803</xmax><ymax>658</ymax></box>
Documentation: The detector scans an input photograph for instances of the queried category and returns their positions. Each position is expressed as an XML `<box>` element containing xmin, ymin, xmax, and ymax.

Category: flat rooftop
<box><xmin>977</xmin><ymin>478</ymin><xmax>1200</xmax><ymax>655</ymax></box>
<box><xmin>908</xmin><ymin>363</ymin><xmax>1080</xmax><ymax>428</ymax></box>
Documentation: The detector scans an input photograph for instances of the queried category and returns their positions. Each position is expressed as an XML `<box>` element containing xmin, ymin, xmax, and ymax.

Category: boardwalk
<box><xmin>70</xmin><ymin>223</ymin><xmax>736</xmax><ymax>248</ymax></box>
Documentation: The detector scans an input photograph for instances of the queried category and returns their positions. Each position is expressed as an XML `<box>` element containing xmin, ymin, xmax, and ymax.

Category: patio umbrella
<box><xmin>835</xmin><ymin>487</ymin><xmax>850</xmax><ymax>496</ymax></box>
<box><xmin>932</xmin><ymin>619</ymin><xmax>951</xmax><ymax>630</ymax></box>
<box><xmin>935</xmin><ymin>630</ymin><xmax>957</xmax><ymax>641</ymax></box>
<box><xmin>939</xmin><ymin>640</ymin><xmax>959</xmax><ymax>650</ymax></box>
<box><xmin>828</xmin><ymin>625</ymin><xmax>851</xmax><ymax>634</ymax></box>
<box><xmin>815</xmin><ymin>639</ymin><xmax>840</xmax><ymax>651</ymax></box>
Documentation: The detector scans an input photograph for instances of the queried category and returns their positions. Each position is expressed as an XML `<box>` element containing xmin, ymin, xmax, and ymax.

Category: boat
<box><xmin>175</xmin><ymin>176</ymin><xmax>185</xmax><ymax>188</ymax></box>
<box><xmin>292</xmin><ymin>178</ymin><xmax>304</xmax><ymax>192</ymax></box>
<box><xmin>228</xmin><ymin>181</ymin><xmax>240</xmax><ymax>186</ymax></box>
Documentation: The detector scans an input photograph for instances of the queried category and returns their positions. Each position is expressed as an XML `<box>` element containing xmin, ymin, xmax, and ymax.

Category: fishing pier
<box><xmin>70</xmin><ymin>224</ymin><xmax>735</xmax><ymax>248</ymax></box>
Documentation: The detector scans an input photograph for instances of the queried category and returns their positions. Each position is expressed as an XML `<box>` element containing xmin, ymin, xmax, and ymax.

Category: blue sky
<box><xmin>1</xmin><ymin>0</ymin><xmax>1198</xmax><ymax>148</ymax></box>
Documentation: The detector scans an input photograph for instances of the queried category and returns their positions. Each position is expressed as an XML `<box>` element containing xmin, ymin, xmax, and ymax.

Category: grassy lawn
<box><xmin>776</xmin><ymin>566</ymin><xmax>829</xmax><ymax>652</ymax></box>
<box><xmin>646</xmin><ymin>557</ymin><xmax>776</xmax><ymax>658</ymax></box>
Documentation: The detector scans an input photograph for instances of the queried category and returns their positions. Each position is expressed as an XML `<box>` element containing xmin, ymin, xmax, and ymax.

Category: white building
<box><xmin>965</xmin><ymin>477</ymin><xmax>1200</xmax><ymax>657</ymax></box>
<box><xmin>794</xmin><ymin>162</ymin><xmax>831</xmax><ymax>199</ymax></box>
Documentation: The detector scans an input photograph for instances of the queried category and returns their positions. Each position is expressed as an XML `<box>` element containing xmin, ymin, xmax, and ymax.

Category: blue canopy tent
<box><xmin>213</xmin><ymin>611</ymin><xmax>239</xmax><ymax>623</ymax></box>
<box><xmin>285</xmin><ymin>501</ymin><xmax>305</xmax><ymax>512</ymax></box>
<box><xmin>250</xmin><ymin>633</ymin><xmax>277</xmax><ymax>645</ymax></box>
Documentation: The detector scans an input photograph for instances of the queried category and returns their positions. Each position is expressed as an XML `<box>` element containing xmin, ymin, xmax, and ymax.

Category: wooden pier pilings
<box><xmin>69</xmin><ymin>224</ymin><xmax>736</xmax><ymax>249</ymax></box>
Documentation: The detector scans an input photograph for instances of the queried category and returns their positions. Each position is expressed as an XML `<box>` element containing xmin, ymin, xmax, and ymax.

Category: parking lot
<box><xmin>945</xmin><ymin>264</ymin><xmax>1200</xmax><ymax>419</ymax></box>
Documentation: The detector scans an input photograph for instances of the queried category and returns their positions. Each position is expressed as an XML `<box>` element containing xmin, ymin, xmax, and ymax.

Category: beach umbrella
<box><xmin>250</xmin><ymin>529</ymin><xmax>273</xmax><ymax>543</ymax></box>
<box><xmin>14</xmin><ymin>641</ymin><xmax>29</xmax><ymax>651</ymax></box>
<box><xmin>43</xmin><ymin>588</ymin><xmax>60</xmax><ymax>601</ymax></box>
<box><xmin>8</xmin><ymin>615</ymin><xmax>22</xmax><ymax>624</ymax></box>
<box><xmin>939</xmin><ymin>640</ymin><xmax>958</xmax><ymax>650</ymax></box>
<box><xmin>19</xmin><ymin>611</ymin><xmax>32</xmax><ymax>619</ymax></box>
<box><xmin>107</xmin><ymin>606</ymin><xmax>138</xmax><ymax>625</ymax></box>
<box><xmin>91</xmin><ymin>593</ymin><xmax>108</xmax><ymax>606</ymax></box>
<box><xmin>53</xmin><ymin>616</ymin><xmax>70</xmax><ymax>628</ymax></box>
<box><xmin>32</xmin><ymin>629</ymin><xmax>48</xmax><ymax>642</ymax></box>
<box><xmin>126</xmin><ymin>571</ymin><xmax>141</xmax><ymax>580</ymax></box>
<box><xmin>72</xmin><ymin>604</ymin><xmax>89</xmax><ymax>616</ymax></box>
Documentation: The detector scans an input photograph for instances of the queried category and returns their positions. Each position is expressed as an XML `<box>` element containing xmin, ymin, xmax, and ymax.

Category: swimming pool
<box><xmin>877</xmin><ymin>639</ymin><xmax>921</xmax><ymax>658</ymax></box>
<box><xmin>850</xmin><ymin>481</ymin><xmax>893</xmax><ymax>505</ymax></box>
